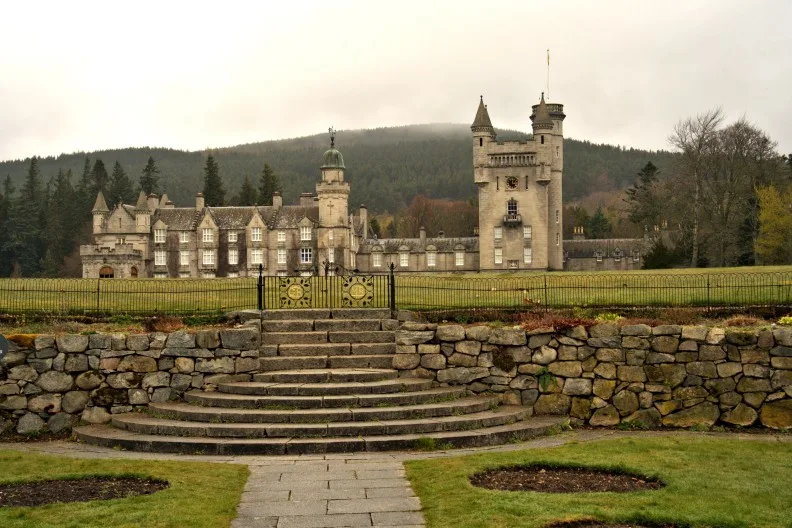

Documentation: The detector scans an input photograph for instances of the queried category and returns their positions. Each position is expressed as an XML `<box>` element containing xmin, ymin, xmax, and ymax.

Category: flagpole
<box><xmin>546</xmin><ymin>49</ymin><xmax>550</xmax><ymax>101</ymax></box>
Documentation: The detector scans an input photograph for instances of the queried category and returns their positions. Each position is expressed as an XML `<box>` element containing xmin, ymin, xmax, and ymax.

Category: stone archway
<box><xmin>99</xmin><ymin>266</ymin><xmax>114</xmax><ymax>278</ymax></box>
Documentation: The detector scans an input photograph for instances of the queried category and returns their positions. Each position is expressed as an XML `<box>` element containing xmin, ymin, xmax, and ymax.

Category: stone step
<box><xmin>314</xmin><ymin>319</ymin><xmax>383</xmax><ymax>332</ymax></box>
<box><xmin>184</xmin><ymin>387</ymin><xmax>466</xmax><ymax>409</ymax></box>
<box><xmin>218</xmin><ymin>378</ymin><xmax>432</xmax><ymax>396</ymax></box>
<box><xmin>351</xmin><ymin>343</ymin><xmax>396</xmax><ymax>355</ymax></box>
<box><xmin>111</xmin><ymin>406</ymin><xmax>530</xmax><ymax>438</ymax></box>
<box><xmin>261</xmin><ymin>320</ymin><xmax>315</xmax><ymax>332</ymax></box>
<box><xmin>327</xmin><ymin>355</ymin><xmax>394</xmax><ymax>369</ymax></box>
<box><xmin>327</xmin><ymin>331</ymin><xmax>395</xmax><ymax>344</ymax></box>
<box><xmin>261</xmin><ymin>332</ymin><xmax>328</xmax><ymax>345</ymax></box>
<box><xmin>253</xmin><ymin>368</ymin><xmax>398</xmax><ymax>384</ymax></box>
<box><xmin>277</xmin><ymin>343</ymin><xmax>351</xmax><ymax>357</ymax></box>
<box><xmin>148</xmin><ymin>397</ymin><xmax>497</xmax><ymax>424</ymax></box>
<box><xmin>260</xmin><ymin>309</ymin><xmax>331</xmax><ymax>321</ymax></box>
<box><xmin>74</xmin><ymin>416</ymin><xmax>565</xmax><ymax>455</ymax></box>
<box><xmin>331</xmin><ymin>308</ymin><xmax>392</xmax><ymax>320</ymax></box>
<box><xmin>260</xmin><ymin>355</ymin><xmax>394</xmax><ymax>371</ymax></box>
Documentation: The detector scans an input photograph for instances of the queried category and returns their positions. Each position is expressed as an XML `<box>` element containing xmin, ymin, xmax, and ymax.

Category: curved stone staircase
<box><xmin>76</xmin><ymin>309</ymin><xmax>563</xmax><ymax>455</ymax></box>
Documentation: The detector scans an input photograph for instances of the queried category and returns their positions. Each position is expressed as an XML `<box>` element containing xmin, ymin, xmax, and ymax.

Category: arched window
<box><xmin>130</xmin><ymin>266</ymin><xmax>138</xmax><ymax>278</ymax></box>
<box><xmin>99</xmin><ymin>266</ymin><xmax>114</xmax><ymax>278</ymax></box>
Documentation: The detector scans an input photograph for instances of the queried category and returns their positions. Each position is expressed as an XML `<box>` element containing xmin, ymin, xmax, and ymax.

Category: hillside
<box><xmin>0</xmin><ymin>124</ymin><xmax>677</xmax><ymax>212</ymax></box>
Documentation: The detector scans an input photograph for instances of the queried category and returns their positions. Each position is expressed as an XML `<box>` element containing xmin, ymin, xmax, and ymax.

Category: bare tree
<box><xmin>668</xmin><ymin>109</ymin><xmax>723</xmax><ymax>267</ymax></box>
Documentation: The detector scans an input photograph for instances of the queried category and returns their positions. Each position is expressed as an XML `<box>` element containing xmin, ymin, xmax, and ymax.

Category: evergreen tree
<box><xmin>642</xmin><ymin>239</ymin><xmax>683</xmax><ymax>269</ymax></box>
<box><xmin>140</xmin><ymin>156</ymin><xmax>160</xmax><ymax>195</ymax></box>
<box><xmin>42</xmin><ymin>169</ymin><xmax>78</xmax><ymax>275</ymax></box>
<box><xmin>76</xmin><ymin>157</ymin><xmax>94</xmax><ymax>220</ymax></box>
<box><xmin>8</xmin><ymin>158</ymin><xmax>45</xmax><ymax>275</ymax></box>
<box><xmin>0</xmin><ymin>176</ymin><xmax>14</xmax><ymax>276</ymax></box>
<box><xmin>258</xmin><ymin>163</ymin><xmax>281</xmax><ymax>206</ymax></box>
<box><xmin>369</xmin><ymin>218</ymin><xmax>381</xmax><ymax>238</ymax></box>
<box><xmin>625</xmin><ymin>161</ymin><xmax>662</xmax><ymax>228</ymax></box>
<box><xmin>202</xmin><ymin>154</ymin><xmax>225</xmax><ymax>206</ymax></box>
<box><xmin>90</xmin><ymin>159</ymin><xmax>109</xmax><ymax>193</ymax></box>
<box><xmin>232</xmin><ymin>175</ymin><xmax>258</xmax><ymax>206</ymax></box>
<box><xmin>587</xmin><ymin>206</ymin><xmax>613</xmax><ymax>239</ymax></box>
<box><xmin>108</xmin><ymin>161</ymin><xmax>135</xmax><ymax>206</ymax></box>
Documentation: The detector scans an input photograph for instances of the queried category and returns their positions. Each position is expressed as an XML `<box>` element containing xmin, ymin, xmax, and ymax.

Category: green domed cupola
<box><xmin>321</xmin><ymin>127</ymin><xmax>345</xmax><ymax>169</ymax></box>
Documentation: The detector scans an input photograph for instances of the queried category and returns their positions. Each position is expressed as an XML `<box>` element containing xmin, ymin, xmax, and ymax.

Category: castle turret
<box><xmin>92</xmin><ymin>191</ymin><xmax>109</xmax><ymax>234</ymax></box>
<box><xmin>317</xmin><ymin>127</ymin><xmax>350</xmax><ymax>227</ymax></box>
<box><xmin>530</xmin><ymin>92</ymin><xmax>566</xmax><ymax>270</ymax></box>
<box><xmin>471</xmin><ymin>96</ymin><xmax>495</xmax><ymax>185</ymax></box>
<box><xmin>134</xmin><ymin>191</ymin><xmax>151</xmax><ymax>234</ymax></box>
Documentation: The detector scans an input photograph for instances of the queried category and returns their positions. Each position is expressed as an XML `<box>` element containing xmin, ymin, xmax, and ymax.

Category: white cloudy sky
<box><xmin>1</xmin><ymin>0</ymin><xmax>790</xmax><ymax>161</ymax></box>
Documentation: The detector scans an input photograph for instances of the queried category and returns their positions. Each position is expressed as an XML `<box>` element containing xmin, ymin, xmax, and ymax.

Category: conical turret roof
<box><xmin>531</xmin><ymin>92</ymin><xmax>553</xmax><ymax>129</ymax></box>
<box><xmin>471</xmin><ymin>96</ymin><xmax>493</xmax><ymax>130</ymax></box>
<box><xmin>92</xmin><ymin>191</ymin><xmax>109</xmax><ymax>213</ymax></box>
<box><xmin>134</xmin><ymin>190</ymin><xmax>150</xmax><ymax>211</ymax></box>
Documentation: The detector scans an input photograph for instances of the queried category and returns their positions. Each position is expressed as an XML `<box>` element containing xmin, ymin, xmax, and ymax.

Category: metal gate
<box><xmin>256</xmin><ymin>265</ymin><xmax>394</xmax><ymax>310</ymax></box>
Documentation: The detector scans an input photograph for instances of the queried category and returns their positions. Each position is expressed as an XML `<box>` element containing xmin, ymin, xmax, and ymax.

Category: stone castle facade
<box><xmin>81</xmin><ymin>94</ymin><xmax>649</xmax><ymax>278</ymax></box>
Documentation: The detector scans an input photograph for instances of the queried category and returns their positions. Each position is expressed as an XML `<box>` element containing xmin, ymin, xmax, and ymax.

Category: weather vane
<box><xmin>328</xmin><ymin>126</ymin><xmax>336</xmax><ymax>148</ymax></box>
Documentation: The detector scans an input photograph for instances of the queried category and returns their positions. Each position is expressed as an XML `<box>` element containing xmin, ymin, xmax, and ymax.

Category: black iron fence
<box><xmin>0</xmin><ymin>268</ymin><xmax>790</xmax><ymax>315</ymax></box>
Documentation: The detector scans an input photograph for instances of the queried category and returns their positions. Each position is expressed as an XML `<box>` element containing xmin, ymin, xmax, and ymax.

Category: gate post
<box><xmin>257</xmin><ymin>264</ymin><xmax>264</xmax><ymax>311</ymax></box>
<box><xmin>389</xmin><ymin>262</ymin><xmax>396</xmax><ymax>313</ymax></box>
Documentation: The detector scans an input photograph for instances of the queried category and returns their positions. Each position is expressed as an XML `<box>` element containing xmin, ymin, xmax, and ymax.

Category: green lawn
<box><xmin>0</xmin><ymin>266</ymin><xmax>790</xmax><ymax>314</ymax></box>
<box><xmin>0</xmin><ymin>450</ymin><xmax>248</xmax><ymax>528</ymax></box>
<box><xmin>404</xmin><ymin>436</ymin><xmax>792</xmax><ymax>528</ymax></box>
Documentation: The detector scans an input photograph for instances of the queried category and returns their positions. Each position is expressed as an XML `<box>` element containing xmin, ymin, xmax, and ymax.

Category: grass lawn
<box><xmin>0</xmin><ymin>450</ymin><xmax>248</xmax><ymax>528</ymax></box>
<box><xmin>0</xmin><ymin>265</ymin><xmax>790</xmax><ymax>314</ymax></box>
<box><xmin>404</xmin><ymin>435</ymin><xmax>792</xmax><ymax>528</ymax></box>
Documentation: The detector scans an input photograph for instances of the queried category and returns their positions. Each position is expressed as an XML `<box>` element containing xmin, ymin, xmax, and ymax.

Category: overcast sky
<box><xmin>1</xmin><ymin>0</ymin><xmax>790</xmax><ymax>162</ymax></box>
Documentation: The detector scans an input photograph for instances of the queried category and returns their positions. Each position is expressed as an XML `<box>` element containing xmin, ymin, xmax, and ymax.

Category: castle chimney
<box><xmin>147</xmin><ymin>193</ymin><xmax>159</xmax><ymax>211</ymax></box>
<box><xmin>419</xmin><ymin>226</ymin><xmax>426</xmax><ymax>246</ymax></box>
<box><xmin>359</xmin><ymin>204</ymin><xmax>368</xmax><ymax>238</ymax></box>
<box><xmin>272</xmin><ymin>191</ymin><xmax>283</xmax><ymax>208</ymax></box>
<box><xmin>573</xmin><ymin>226</ymin><xmax>586</xmax><ymax>241</ymax></box>
<box><xmin>300</xmin><ymin>192</ymin><xmax>313</xmax><ymax>207</ymax></box>
<box><xmin>196</xmin><ymin>192</ymin><xmax>205</xmax><ymax>210</ymax></box>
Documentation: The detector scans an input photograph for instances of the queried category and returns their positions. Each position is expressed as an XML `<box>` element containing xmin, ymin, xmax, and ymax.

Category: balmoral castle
<box><xmin>81</xmin><ymin>94</ymin><xmax>650</xmax><ymax>278</ymax></box>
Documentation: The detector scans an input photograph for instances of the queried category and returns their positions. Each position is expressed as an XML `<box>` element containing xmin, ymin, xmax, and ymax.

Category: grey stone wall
<box><xmin>0</xmin><ymin>329</ymin><xmax>261</xmax><ymax>436</ymax></box>
<box><xmin>395</xmin><ymin>323</ymin><xmax>792</xmax><ymax>430</ymax></box>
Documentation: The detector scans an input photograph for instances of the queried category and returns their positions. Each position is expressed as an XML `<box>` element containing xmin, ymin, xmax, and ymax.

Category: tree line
<box><xmin>0</xmin><ymin>154</ymin><xmax>282</xmax><ymax>277</ymax></box>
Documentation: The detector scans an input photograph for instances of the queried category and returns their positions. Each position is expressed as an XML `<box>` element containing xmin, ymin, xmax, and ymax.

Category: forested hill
<box><xmin>0</xmin><ymin>124</ymin><xmax>676</xmax><ymax>212</ymax></box>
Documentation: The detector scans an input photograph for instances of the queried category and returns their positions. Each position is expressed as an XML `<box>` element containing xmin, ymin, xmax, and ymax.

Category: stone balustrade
<box><xmin>394</xmin><ymin>322</ymin><xmax>792</xmax><ymax>430</ymax></box>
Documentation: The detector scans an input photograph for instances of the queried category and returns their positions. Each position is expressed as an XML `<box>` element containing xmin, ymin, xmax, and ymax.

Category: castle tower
<box><xmin>472</xmin><ymin>93</ymin><xmax>565</xmax><ymax>270</ymax></box>
<box><xmin>134</xmin><ymin>191</ymin><xmax>152</xmax><ymax>234</ymax></box>
<box><xmin>530</xmin><ymin>93</ymin><xmax>565</xmax><ymax>269</ymax></box>
<box><xmin>92</xmin><ymin>191</ymin><xmax>109</xmax><ymax>234</ymax></box>
<box><xmin>316</xmin><ymin>127</ymin><xmax>350</xmax><ymax>273</ymax></box>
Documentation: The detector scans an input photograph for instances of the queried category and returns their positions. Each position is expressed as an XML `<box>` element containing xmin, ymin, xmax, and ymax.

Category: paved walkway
<box><xmin>3</xmin><ymin>430</ymin><xmax>790</xmax><ymax>528</ymax></box>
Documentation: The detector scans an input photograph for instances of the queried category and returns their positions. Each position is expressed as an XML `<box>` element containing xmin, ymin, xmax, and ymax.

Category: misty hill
<box><xmin>0</xmin><ymin>124</ymin><xmax>677</xmax><ymax>212</ymax></box>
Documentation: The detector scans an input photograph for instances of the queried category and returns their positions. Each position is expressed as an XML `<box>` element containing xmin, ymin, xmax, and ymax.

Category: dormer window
<box><xmin>300</xmin><ymin>226</ymin><xmax>312</xmax><ymax>241</ymax></box>
<box><xmin>202</xmin><ymin>228</ymin><xmax>213</xmax><ymax>243</ymax></box>
<box><xmin>154</xmin><ymin>229</ymin><xmax>165</xmax><ymax>243</ymax></box>
<box><xmin>251</xmin><ymin>227</ymin><xmax>262</xmax><ymax>242</ymax></box>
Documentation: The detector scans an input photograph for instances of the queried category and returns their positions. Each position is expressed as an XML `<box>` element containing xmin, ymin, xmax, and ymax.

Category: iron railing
<box><xmin>0</xmin><ymin>268</ymin><xmax>790</xmax><ymax>315</ymax></box>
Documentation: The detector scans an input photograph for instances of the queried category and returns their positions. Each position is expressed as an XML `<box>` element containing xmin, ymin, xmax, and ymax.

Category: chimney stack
<box><xmin>196</xmin><ymin>192</ymin><xmax>205</xmax><ymax>210</ymax></box>
<box><xmin>573</xmin><ymin>226</ymin><xmax>586</xmax><ymax>240</ymax></box>
<box><xmin>300</xmin><ymin>192</ymin><xmax>313</xmax><ymax>207</ymax></box>
<box><xmin>359</xmin><ymin>204</ymin><xmax>368</xmax><ymax>238</ymax></box>
<box><xmin>272</xmin><ymin>191</ymin><xmax>282</xmax><ymax>208</ymax></box>
<box><xmin>419</xmin><ymin>226</ymin><xmax>426</xmax><ymax>246</ymax></box>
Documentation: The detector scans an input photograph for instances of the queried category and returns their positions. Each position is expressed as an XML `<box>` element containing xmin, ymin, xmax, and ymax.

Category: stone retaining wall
<box><xmin>0</xmin><ymin>328</ymin><xmax>261</xmax><ymax>436</ymax></box>
<box><xmin>394</xmin><ymin>323</ymin><xmax>792</xmax><ymax>429</ymax></box>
